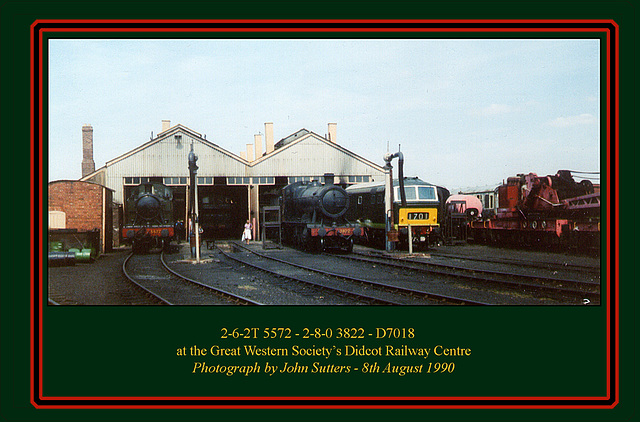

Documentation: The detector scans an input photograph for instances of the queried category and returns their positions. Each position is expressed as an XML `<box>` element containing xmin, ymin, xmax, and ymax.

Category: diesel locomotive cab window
<box><xmin>395</xmin><ymin>187</ymin><xmax>417</xmax><ymax>201</ymax></box>
<box><xmin>418</xmin><ymin>186</ymin><xmax>437</xmax><ymax>200</ymax></box>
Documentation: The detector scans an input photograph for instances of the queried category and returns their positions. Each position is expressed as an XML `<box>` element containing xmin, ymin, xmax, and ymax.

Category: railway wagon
<box><xmin>121</xmin><ymin>182</ymin><xmax>175</xmax><ymax>253</ymax></box>
<box><xmin>280</xmin><ymin>175</ymin><xmax>362</xmax><ymax>252</ymax></box>
<box><xmin>443</xmin><ymin>194</ymin><xmax>484</xmax><ymax>244</ymax></box>
<box><xmin>345</xmin><ymin>177</ymin><xmax>450</xmax><ymax>249</ymax></box>
<box><xmin>469</xmin><ymin>170</ymin><xmax>600</xmax><ymax>251</ymax></box>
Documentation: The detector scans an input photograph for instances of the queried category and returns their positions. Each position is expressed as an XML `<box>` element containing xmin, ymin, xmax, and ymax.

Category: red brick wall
<box><xmin>48</xmin><ymin>181</ymin><xmax>104</xmax><ymax>235</ymax></box>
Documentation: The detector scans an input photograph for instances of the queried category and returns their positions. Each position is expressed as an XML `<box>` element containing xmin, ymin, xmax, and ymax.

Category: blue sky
<box><xmin>48</xmin><ymin>38</ymin><xmax>600</xmax><ymax>191</ymax></box>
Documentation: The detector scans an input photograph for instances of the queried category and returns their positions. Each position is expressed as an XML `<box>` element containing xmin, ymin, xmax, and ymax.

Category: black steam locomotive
<box><xmin>280</xmin><ymin>174</ymin><xmax>362</xmax><ymax>252</ymax></box>
<box><xmin>121</xmin><ymin>182</ymin><xmax>175</xmax><ymax>253</ymax></box>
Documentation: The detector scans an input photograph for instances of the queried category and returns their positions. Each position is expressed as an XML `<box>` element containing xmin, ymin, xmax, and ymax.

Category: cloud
<box><xmin>548</xmin><ymin>113</ymin><xmax>598</xmax><ymax>127</ymax></box>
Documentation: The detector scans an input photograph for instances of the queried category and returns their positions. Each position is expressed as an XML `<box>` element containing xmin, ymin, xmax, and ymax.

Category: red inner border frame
<box><xmin>31</xmin><ymin>19</ymin><xmax>619</xmax><ymax>410</ymax></box>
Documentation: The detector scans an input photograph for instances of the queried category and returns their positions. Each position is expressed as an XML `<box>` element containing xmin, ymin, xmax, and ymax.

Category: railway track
<box><xmin>218</xmin><ymin>246</ymin><xmax>401</xmax><ymax>305</ymax></box>
<box><xmin>48</xmin><ymin>251</ymin><xmax>168</xmax><ymax>306</ymax></box>
<box><xmin>425</xmin><ymin>249</ymin><xmax>600</xmax><ymax>275</ymax></box>
<box><xmin>343</xmin><ymin>250</ymin><xmax>600</xmax><ymax>304</ymax></box>
<box><xmin>48</xmin><ymin>287</ymin><xmax>167</xmax><ymax>306</ymax></box>
<box><xmin>122</xmin><ymin>251</ymin><xmax>262</xmax><ymax>305</ymax></box>
<box><xmin>223</xmin><ymin>242</ymin><xmax>491</xmax><ymax>306</ymax></box>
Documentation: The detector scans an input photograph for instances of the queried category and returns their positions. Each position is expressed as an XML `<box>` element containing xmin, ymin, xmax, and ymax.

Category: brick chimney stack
<box><xmin>81</xmin><ymin>124</ymin><xmax>95</xmax><ymax>178</ymax></box>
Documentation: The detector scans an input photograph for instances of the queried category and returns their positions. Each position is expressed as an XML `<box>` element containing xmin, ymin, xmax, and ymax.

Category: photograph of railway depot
<box><xmin>47</xmin><ymin>38</ymin><xmax>601</xmax><ymax>306</ymax></box>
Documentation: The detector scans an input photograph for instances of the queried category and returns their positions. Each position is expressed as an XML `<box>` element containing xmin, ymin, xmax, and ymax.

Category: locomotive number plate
<box><xmin>399</xmin><ymin>208</ymin><xmax>437</xmax><ymax>225</ymax></box>
<box><xmin>407</xmin><ymin>212</ymin><xmax>429</xmax><ymax>220</ymax></box>
<box><xmin>122</xmin><ymin>227</ymin><xmax>174</xmax><ymax>236</ymax></box>
<box><xmin>145</xmin><ymin>227</ymin><xmax>174</xmax><ymax>236</ymax></box>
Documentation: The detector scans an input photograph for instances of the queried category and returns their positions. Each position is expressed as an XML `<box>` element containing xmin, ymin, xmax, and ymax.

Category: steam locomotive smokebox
<box><xmin>136</xmin><ymin>194</ymin><xmax>161</xmax><ymax>220</ymax></box>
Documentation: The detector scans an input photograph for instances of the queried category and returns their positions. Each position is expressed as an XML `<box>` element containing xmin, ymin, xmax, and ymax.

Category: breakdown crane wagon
<box><xmin>469</xmin><ymin>170</ymin><xmax>600</xmax><ymax>251</ymax></box>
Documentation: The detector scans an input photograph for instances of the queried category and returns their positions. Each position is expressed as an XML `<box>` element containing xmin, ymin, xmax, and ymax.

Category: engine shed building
<box><xmin>80</xmin><ymin>121</ymin><xmax>386</xmax><ymax>241</ymax></box>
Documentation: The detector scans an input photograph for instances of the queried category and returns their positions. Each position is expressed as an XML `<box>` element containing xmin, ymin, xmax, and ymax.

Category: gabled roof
<box><xmin>274</xmin><ymin>129</ymin><xmax>311</xmax><ymax>150</ymax></box>
<box><xmin>103</xmin><ymin>124</ymin><xmax>248</xmax><ymax>168</ymax></box>
<box><xmin>79</xmin><ymin>166</ymin><xmax>106</xmax><ymax>182</ymax></box>
<box><xmin>252</xmin><ymin>130</ymin><xmax>385</xmax><ymax>172</ymax></box>
<box><xmin>80</xmin><ymin>123</ymin><xmax>386</xmax><ymax>181</ymax></box>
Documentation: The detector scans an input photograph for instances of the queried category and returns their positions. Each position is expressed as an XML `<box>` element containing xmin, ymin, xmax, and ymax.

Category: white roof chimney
<box><xmin>246</xmin><ymin>143</ymin><xmax>254</xmax><ymax>162</ymax></box>
<box><xmin>265</xmin><ymin>122</ymin><xmax>274</xmax><ymax>153</ymax></box>
<box><xmin>254</xmin><ymin>133</ymin><xmax>263</xmax><ymax>159</ymax></box>
<box><xmin>328</xmin><ymin>123</ymin><xmax>337</xmax><ymax>143</ymax></box>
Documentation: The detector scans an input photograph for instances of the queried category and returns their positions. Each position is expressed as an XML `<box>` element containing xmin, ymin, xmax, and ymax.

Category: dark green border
<box><xmin>2</xmin><ymin>1</ymin><xmax>634</xmax><ymax>421</ymax></box>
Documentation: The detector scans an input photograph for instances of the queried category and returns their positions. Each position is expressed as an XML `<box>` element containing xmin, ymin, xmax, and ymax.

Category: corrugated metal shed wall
<box><xmin>100</xmin><ymin>127</ymin><xmax>386</xmax><ymax>204</ymax></box>
<box><xmin>106</xmin><ymin>130</ymin><xmax>248</xmax><ymax>203</ymax></box>
<box><xmin>251</xmin><ymin>134</ymin><xmax>386</xmax><ymax>180</ymax></box>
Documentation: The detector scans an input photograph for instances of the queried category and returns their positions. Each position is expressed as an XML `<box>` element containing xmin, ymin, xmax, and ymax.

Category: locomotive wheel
<box><xmin>345</xmin><ymin>239</ymin><xmax>354</xmax><ymax>253</ymax></box>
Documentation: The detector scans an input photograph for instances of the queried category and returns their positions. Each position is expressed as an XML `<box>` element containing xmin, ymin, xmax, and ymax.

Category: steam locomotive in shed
<box><xmin>345</xmin><ymin>177</ymin><xmax>450</xmax><ymax>249</ymax></box>
<box><xmin>197</xmin><ymin>191</ymin><xmax>245</xmax><ymax>242</ymax></box>
<box><xmin>280</xmin><ymin>174</ymin><xmax>362</xmax><ymax>252</ymax></box>
<box><xmin>121</xmin><ymin>182</ymin><xmax>175</xmax><ymax>253</ymax></box>
<box><xmin>469</xmin><ymin>170</ymin><xmax>600</xmax><ymax>251</ymax></box>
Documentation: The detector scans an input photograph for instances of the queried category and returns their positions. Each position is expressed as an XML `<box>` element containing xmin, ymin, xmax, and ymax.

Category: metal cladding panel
<box><xmin>105</xmin><ymin>132</ymin><xmax>248</xmax><ymax>203</ymax></box>
<box><xmin>96</xmin><ymin>127</ymin><xmax>386</xmax><ymax>204</ymax></box>
<box><xmin>252</xmin><ymin>135</ymin><xmax>385</xmax><ymax>180</ymax></box>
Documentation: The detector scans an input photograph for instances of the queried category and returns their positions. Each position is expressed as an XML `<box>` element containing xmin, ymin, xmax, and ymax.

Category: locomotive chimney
<box><xmin>254</xmin><ymin>133</ymin><xmax>263</xmax><ymax>159</ymax></box>
<box><xmin>265</xmin><ymin>122</ymin><xmax>274</xmax><ymax>153</ymax></box>
<box><xmin>81</xmin><ymin>124</ymin><xmax>95</xmax><ymax>178</ymax></box>
<box><xmin>324</xmin><ymin>173</ymin><xmax>335</xmax><ymax>185</ymax></box>
<box><xmin>328</xmin><ymin>123</ymin><xmax>337</xmax><ymax>143</ymax></box>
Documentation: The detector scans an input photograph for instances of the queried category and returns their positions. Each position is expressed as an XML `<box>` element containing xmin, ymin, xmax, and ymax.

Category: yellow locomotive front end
<box><xmin>396</xmin><ymin>206</ymin><xmax>439</xmax><ymax>246</ymax></box>
<box><xmin>398</xmin><ymin>207</ymin><xmax>439</xmax><ymax>227</ymax></box>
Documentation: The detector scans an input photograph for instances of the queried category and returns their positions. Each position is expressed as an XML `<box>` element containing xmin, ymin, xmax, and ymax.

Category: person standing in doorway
<box><xmin>242</xmin><ymin>220</ymin><xmax>252</xmax><ymax>244</ymax></box>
